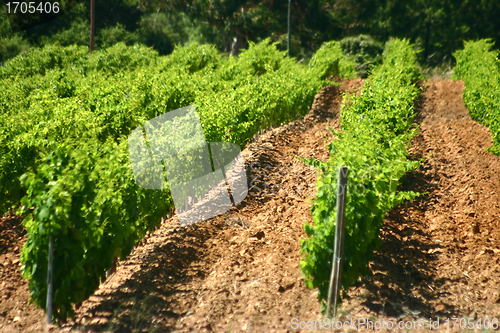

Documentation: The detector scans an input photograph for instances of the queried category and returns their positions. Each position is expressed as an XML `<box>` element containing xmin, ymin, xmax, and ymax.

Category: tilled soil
<box><xmin>0</xmin><ymin>214</ymin><xmax>45</xmax><ymax>333</ymax></box>
<box><xmin>1</xmin><ymin>78</ymin><xmax>500</xmax><ymax>332</ymax></box>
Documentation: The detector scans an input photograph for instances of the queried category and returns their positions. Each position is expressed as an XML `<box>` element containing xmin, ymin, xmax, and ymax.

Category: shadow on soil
<box><xmin>69</xmin><ymin>221</ymin><xmax>224</xmax><ymax>333</ymax></box>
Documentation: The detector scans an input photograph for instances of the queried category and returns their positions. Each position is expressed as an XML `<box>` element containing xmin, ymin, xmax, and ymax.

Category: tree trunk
<box><xmin>230</xmin><ymin>37</ymin><xmax>245</xmax><ymax>57</ymax></box>
<box><xmin>90</xmin><ymin>0</ymin><xmax>95</xmax><ymax>53</ymax></box>
<box><xmin>423</xmin><ymin>20</ymin><xmax>432</xmax><ymax>62</ymax></box>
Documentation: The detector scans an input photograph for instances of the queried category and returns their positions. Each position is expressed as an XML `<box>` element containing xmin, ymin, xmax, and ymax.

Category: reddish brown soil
<box><xmin>0</xmin><ymin>214</ymin><xmax>45</xmax><ymax>332</ymax></box>
<box><xmin>2</xmin><ymin>78</ymin><xmax>500</xmax><ymax>333</ymax></box>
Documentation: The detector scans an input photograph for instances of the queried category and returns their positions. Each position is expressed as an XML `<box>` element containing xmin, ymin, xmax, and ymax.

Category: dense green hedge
<box><xmin>300</xmin><ymin>39</ymin><xmax>421</xmax><ymax>311</ymax></box>
<box><xmin>453</xmin><ymin>39</ymin><xmax>500</xmax><ymax>155</ymax></box>
<box><xmin>0</xmin><ymin>39</ymin><xmax>355</xmax><ymax>321</ymax></box>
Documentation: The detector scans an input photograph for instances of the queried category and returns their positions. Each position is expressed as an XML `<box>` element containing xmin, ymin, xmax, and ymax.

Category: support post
<box><xmin>326</xmin><ymin>166</ymin><xmax>348</xmax><ymax>318</ymax></box>
<box><xmin>90</xmin><ymin>0</ymin><xmax>95</xmax><ymax>53</ymax></box>
<box><xmin>46</xmin><ymin>235</ymin><xmax>54</xmax><ymax>324</ymax></box>
<box><xmin>287</xmin><ymin>0</ymin><xmax>291</xmax><ymax>57</ymax></box>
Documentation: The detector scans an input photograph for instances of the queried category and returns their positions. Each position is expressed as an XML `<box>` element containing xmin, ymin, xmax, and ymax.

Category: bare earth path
<box><xmin>1</xmin><ymin>79</ymin><xmax>500</xmax><ymax>332</ymax></box>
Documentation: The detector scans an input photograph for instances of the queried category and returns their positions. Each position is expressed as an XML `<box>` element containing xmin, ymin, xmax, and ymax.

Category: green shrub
<box><xmin>162</xmin><ymin>42</ymin><xmax>221</xmax><ymax>74</ymax></box>
<box><xmin>340</xmin><ymin>34</ymin><xmax>384</xmax><ymax>78</ymax></box>
<box><xmin>0</xmin><ymin>34</ymin><xmax>30</xmax><ymax>63</ymax></box>
<box><xmin>309</xmin><ymin>40</ymin><xmax>357</xmax><ymax>79</ymax></box>
<box><xmin>236</xmin><ymin>38</ymin><xmax>288</xmax><ymax>76</ymax></box>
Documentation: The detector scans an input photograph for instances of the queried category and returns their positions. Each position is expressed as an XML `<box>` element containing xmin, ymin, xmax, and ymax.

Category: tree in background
<box><xmin>330</xmin><ymin>0</ymin><xmax>500</xmax><ymax>67</ymax></box>
<box><xmin>2</xmin><ymin>0</ymin><xmax>500</xmax><ymax>67</ymax></box>
<box><xmin>141</xmin><ymin>0</ymin><xmax>500</xmax><ymax>66</ymax></box>
<box><xmin>140</xmin><ymin>0</ymin><xmax>343</xmax><ymax>58</ymax></box>
<box><xmin>0</xmin><ymin>0</ymin><xmax>217</xmax><ymax>61</ymax></box>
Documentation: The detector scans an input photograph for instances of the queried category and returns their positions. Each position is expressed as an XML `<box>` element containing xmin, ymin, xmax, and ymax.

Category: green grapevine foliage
<box><xmin>20</xmin><ymin>140</ymin><xmax>173</xmax><ymax>319</ymax></box>
<box><xmin>299</xmin><ymin>39</ymin><xmax>422</xmax><ymax>311</ymax></box>
<box><xmin>0</xmin><ymin>39</ymin><xmax>355</xmax><ymax>321</ymax></box>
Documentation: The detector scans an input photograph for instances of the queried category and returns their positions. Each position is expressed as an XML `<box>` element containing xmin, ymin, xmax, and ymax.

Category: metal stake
<box><xmin>287</xmin><ymin>0</ymin><xmax>291</xmax><ymax>57</ymax></box>
<box><xmin>326</xmin><ymin>166</ymin><xmax>348</xmax><ymax>319</ymax></box>
<box><xmin>90</xmin><ymin>0</ymin><xmax>95</xmax><ymax>53</ymax></box>
<box><xmin>46</xmin><ymin>235</ymin><xmax>54</xmax><ymax>324</ymax></box>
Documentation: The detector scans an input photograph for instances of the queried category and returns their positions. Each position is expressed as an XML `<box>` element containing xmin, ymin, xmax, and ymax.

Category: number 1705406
<box><xmin>5</xmin><ymin>2</ymin><xmax>60</xmax><ymax>14</ymax></box>
<box><xmin>444</xmin><ymin>317</ymin><xmax>499</xmax><ymax>330</ymax></box>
